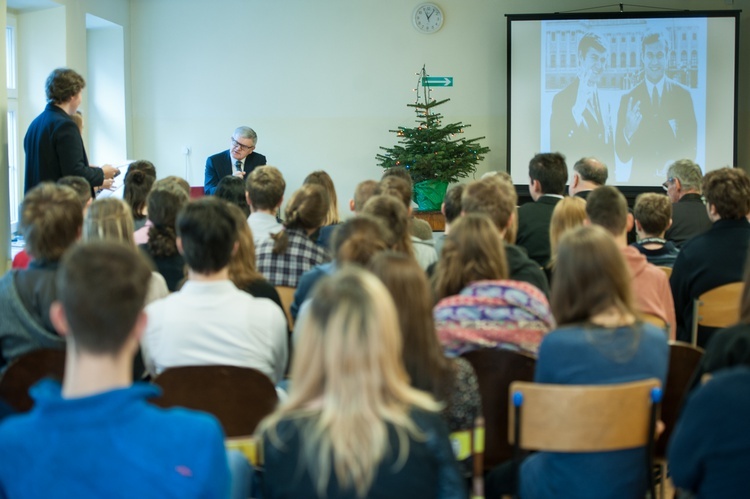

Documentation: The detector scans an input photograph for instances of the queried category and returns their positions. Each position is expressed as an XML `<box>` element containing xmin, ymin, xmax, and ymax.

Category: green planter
<box><xmin>413</xmin><ymin>179</ymin><xmax>448</xmax><ymax>211</ymax></box>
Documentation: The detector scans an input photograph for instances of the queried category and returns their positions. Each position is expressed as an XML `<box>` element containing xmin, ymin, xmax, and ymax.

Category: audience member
<box><xmin>258</xmin><ymin>267</ymin><xmax>465</xmax><ymax>498</ymax></box>
<box><xmin>361</xmin><ymin>194</ymin><xmax>415</xmax><ymax>258</ymax></box>
<box><xmin>670</xmin><ymin>167</ymin><xmax>750</xmax><ymax>346</ymax></box>
<box><xmin>133</xmin><ymin>176</ymin><xmax>190</xmax><ymax>246</ymax></box>
<box><xmin>256</xmin><ymin>184</ymin><xmax>331</xmax><ymax>288</ymax></box>
<box><xmin>0</xmin><ymin>183</ymin><xmax>81</xmax><ymax>370</ymax></box>
<box><xmin>139</xmin><ymin>186</ymin><xmax>190</xmax><ymax>291</ymax></box>
<box><xmin>686</xmin><ymin>252</ymin><xmax>750</xmax><ymax>392</ymax></box>
<box><xmin>123</xmin><ymin>160</ymin><xmax>156</xmax><ymax>231</ymax></box>
<box><xmin>142</xmin><ymin>198</ymin><xmax>288</xmax><ymax>382</ymax></box>
<box><xmin>370</xmin><ymin>252</ymin><xmax>481</xmax><ymax>434</ymax></box>
<box><xmin>669</xmin><ymin>366</ymin><xmax>750</xmax><ymax>498</ymax></box>
<box><xmin>548</xmin><ymin>195</ymin><xmax>588</xmax><ymax>275</ymax></box>
<box><xmin>12</xmin><ymin>175</ymin><xmax>91</xmax><ymax>271</ymax></box>
<box><xmin>245</xmin><ymin>166</ymin><xmax>285</xmax><ymax>247</ymax></box>
<box><xmin>375</xmin><ymin>176</ymin><xmax>437</xmax><ymax>270</ymax></box>
<box><xmin>290</xmin><ymin>215</ymin><xmax>391</xmax><ymax>320</ymax></box>
<box><xmin>204</xmin><ymin>126</ymin><xmax>266</xmax><ymax>195</ymax></box>
<box><xmin>70</xmin><ymin>110</ymin><xmax>84</xmax><ymax>134</ymax></box>
<box><xmin>348</xmin><ymin>179</ymin><xmax>378</xmax><ymax>213</ymax></box>
<box><xmin>432</xmin><ymin>214</ymin><xmax>554</xmax><ymax>357</ymax></box>
<box><xmin>486</xmin><ymin>225</ymin><xmax>669</xmax><ymax>498</ymax></box>
<box><xmin>304</xmin><ymin>170</ymin><xmax>341</xmax><ymax>250</ymax></box>
<box><xmin>225</xmin><ymin>202</ymin><xmax>284</xmax><ymax>312</ymax></box>
<box><xmin>516</xmin><ymin>152</ymin><xmax>568</xmax><ymax>267</ymax></box>
<box><xmin>24</xmin><ymin>68</ymin><xmax>117</xmax><ymax>193</ymax></box>
<box><xmin>215</xmin><ymin>175</ymin><xmax>250</xmax><ymax>217</ymax></box>
<box><xmin>461</xmin><ymin>177</ymin><xmax>550</xmax><ymax>295</ymax></box>
<box><xmin>381</xmin><ymin>166</ymin><xmax>434</xmax><ymax>241</ymax></box>
<box><xmin>632</xmin><ymin>192</ymin><xmax>680</xmax><ymax>267</ymax></box>
<box><xmin>0</xmin><ymin>241</ymin><xmax>230</xmax><ymax>496</ymax></box>
<box><xmin>568</xmin><ymin>156</ymin><xmax>608</xmax><ymax>199</ymax></box>
<box><xmin>435</xmin><ymin>183</ymin><xmax>465</xmax><ymax>256</ymax></box>
<box><xmin>663</xmin><ymin>159</ymin><xmax>712</xmax><ymax>247</ymax></box>
<box><xmin>587</xmin><ymin>186</ymin><xmax>676</xmax><ymax>338</ymax></box>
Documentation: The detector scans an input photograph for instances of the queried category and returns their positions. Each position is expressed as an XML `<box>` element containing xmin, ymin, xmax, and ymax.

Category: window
<box><xmin>6</xmin><ymin>17</ymin><xmax>19</xmax><ymax>229</ymax></box>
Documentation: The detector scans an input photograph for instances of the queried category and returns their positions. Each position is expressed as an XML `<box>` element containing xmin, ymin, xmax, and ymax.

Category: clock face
<box><xmin>413</xmin><ymin>3</ymin><xmax>444</xmax><ymax>34</ymax></box>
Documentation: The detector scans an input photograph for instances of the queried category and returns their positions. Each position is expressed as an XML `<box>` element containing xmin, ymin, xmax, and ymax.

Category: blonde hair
<box><xmin>549</xmin><ymin>196</ymin><xmax>588</xmax><ymax>269</ymax></box>
<box><xmin>83</xmin><ymin>198</ymin><xmax>135</xmax><ymax>245</ymax></box>
<box><xmin>260</xmin><ymin>267</ymin><xmax>438</xmax><ymax>498</ymax></box>
<box><xmin>271</xmin><ymin>184</ymin><xmax>329</xmax><ymax>255</ymax></box>
<box><xmin>433</xmin><ymin>213</ymin><xmax>508</xmax><ymax>300</ymax></box>
<box><xmin>304</xmin><ymin>170</ymin><xmax>340</xmax><ymax>225</ymax></box>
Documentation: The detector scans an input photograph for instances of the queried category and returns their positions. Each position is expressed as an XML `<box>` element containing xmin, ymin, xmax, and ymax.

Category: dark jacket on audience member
<box><xmin>505</xmin><ymin>243</ymin><xmax>550</xmax><ymax>297</ymax></box>
<box><xmin>516</xmin><ymin>195</ymin><xmax>561</xmax><ymax>268</ymax></box>
<box><xmin>665</xmin><ymin>193</ymin><xmax>712</xmax><ymax>247</ymax></box>
<box><xmin>670</xmin><ymin>219</ymin><xmax>750</xmax><ymax>347</ymax></box>
<box><xmin>686</xmin><ymin>323</ymin><xmax>750</xmax><ymax>393</ymax></box>
<box><xmin>630</xmin><ymin>239</ymin><xmax>680</xmax><ymax>268</ymax></box>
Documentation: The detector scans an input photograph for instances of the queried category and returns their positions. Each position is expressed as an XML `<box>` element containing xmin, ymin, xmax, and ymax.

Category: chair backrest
<box><xmin>0</xmin><ymin>348</ymin><xmax>66</xmax><ymax>412</ymax></box>
<box><xmin>655</xmin><ymin>341</ymin><xmax>704</xmax><ymax>457</ymax></box>
<box><xmin>658</xmin><ymin>266</ymin><xmax>673</xmax><ymax>279</ymax></box>
<box><xmin>275</xmin><ymin>286</ymin><xmax>296</xmax><ymax>329</ymax></box>
<box><xmin>152</xmin><ymin>365</ymin><xmax>278</xmax><ymax>437</ymax></box>
<box><xmin>461</xmin><ymin>348</ymin><xmax>536</xmax><ymax>469</ymax></box>
<box><xmin>508</xmin><ymin>378</ymin><xmax>661</xmax><ymax>452</ymax></box>
<box><xmin>641</xmin><ymin>313</ymin><xmax>667</xmax><ymax>332</ymax></box>
<box><xmin>692</xmin><ymin>282</ymin><xmax>744</xmax><ymax>345</ymax></box>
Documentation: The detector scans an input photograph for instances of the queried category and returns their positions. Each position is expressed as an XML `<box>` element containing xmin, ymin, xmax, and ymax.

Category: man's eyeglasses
<box><xmin>662</xmin><ymin>177</ymin><xmax>675</xmax><ymax>191</ymax></box>
<box><xmin>231</xmin><ymin>138</ymin><xmax>254</xmax><ymax>152</ymax></box>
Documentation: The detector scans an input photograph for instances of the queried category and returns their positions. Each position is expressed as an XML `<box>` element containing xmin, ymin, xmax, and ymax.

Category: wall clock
<box><xmin>413</xmin><ymin>3</ymin><xmax>444</xmax><ymax>34</ymax></box>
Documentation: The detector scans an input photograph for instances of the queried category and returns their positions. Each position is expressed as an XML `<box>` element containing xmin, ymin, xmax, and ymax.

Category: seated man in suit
<box><xmin>461</xmin><ymin>176</ymin><xmax>550</xmax><ymax>296</ymax></box>
<box><xmin>516</xmin><ymin>152</ymin><xmax>568</xmax><ymax>267</ymax></box>
<box><xmin>586</xmin><ymin>186</ymin><xmax>676</xmax><ymax>338</ymax></box>
<box><xmin>0</xmin><ymin>183</ymin><xmax>82</xmax><ymax>371</ymax></box>
<box><xmin>670</xmin><ymin>167</ymin><xmax>750</xmax><ymax>347</ymax></box>
<box><xmin>663</xmin><ymin>159</ymin><xmax>712</xmax><ymax>247</ymax></box>
<box><xmin>0</xmin><ymin>241</ymin><xmax>230</xmax><ymax>496</ymax></box>
<box><xmin>204</xmin><ymin>126</ymin><xmax>266</xmax><ymax>196</ymax></box>
<box><xmin>568</xmin><ymin>156</ymin><xmax>608</xmax><ymax>199</ymax></box>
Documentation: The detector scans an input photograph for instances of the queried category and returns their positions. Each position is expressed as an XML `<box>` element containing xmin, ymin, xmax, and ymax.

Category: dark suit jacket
<box><xmin>550</xmin><ymin>78</ymin><xmax>614</xmax><ymax>168</ymax></box>
<box><xmin>670</xmin><ymin>219</ymin><xmax>750</xmax><ymax>347</ymax></box>
<box><xmin>203</xmin><ymin>150</ymin><xmax>267</xmax><ymax>195</ymax></box>
<box><xmin>516</xmin><ymin>195</ymin><xmax>562</xmax><ymax>268</ymax></box>
<box><xmin>616</xmin><ymin>78</ymin><xmax>697</xmax><ymax>175</ymax></box>
<box><xmin>665</xmin><ymin>193</ymin><xmax>712</xmax><ymax>247</ymax></box>
<box><xmin>23</xmin><ymin>103</ymin><xmax>103</xmax><ymax>193</ymax></box>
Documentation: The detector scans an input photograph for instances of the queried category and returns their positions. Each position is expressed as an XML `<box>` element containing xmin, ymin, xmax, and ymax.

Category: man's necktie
<box><xmin>235</xmin><ymin>160</ymin><xmax>242</xmax><ymax>173</ymax></box>
<box><xmin>651</xmin><ymin>86</ymin><xmax>659</xmax><ymax>109</ymax></box>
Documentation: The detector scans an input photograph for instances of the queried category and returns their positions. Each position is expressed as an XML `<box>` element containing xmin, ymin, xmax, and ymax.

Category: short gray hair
<box><xmin>667</xmin><ymin>159</ymin><xmax>703</xmax><ymax>192</ymax></box>
<box><xmin>233</xmin><ymin>126</ymin><xmax>258</xmax><ymax>146</ymax></box>
<box><xmin>573</xmin><ymin>157</ymin><xmax>608</xmax><ymax>186</ymax></box>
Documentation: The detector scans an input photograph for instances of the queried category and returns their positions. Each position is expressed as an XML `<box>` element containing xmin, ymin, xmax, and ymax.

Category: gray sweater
<box><xmin>0</xmin><ymin>270</ymin><xmax>65</xmax><ymax>371</ymax></box>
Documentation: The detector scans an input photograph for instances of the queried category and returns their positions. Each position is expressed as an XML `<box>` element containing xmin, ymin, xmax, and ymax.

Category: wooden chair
<box><xmin>0</xmin><ymin>348</ymin><xmax>66</xmax><ymax>412</ymax></box>
<box><xmin>275</xmin><ymin>286</ymin><xmax>296</xmax><ymax>329</ymax></box>
<box><xmin>691</xmin><ymin>282</ymin><xmax>743</xmax><ymax>346</ymax></box>
<box><xmin>461</xmin><ymin>349</ymin><xmax>536</xmax><ymax>470</ymax></box>
<box><xmin>658</xmin><ymin>266</ymin><xmax>673</xmax><ymax>279</ymax></box>
<box><xmin>654</xmin><ymin>341</ymin><xmax>704</xmax><ymax>498</ymax></box>
<box><xmin>152</xmin><ymin>365</ymin><xmax>278</xmax><ymax>437</ymax></box>
<box><xmin>450</xmin><ymin>416</ymin><xmax>485</xmax><ymax>499</ymax></box>
<box><xmin>509</xmin><ymin>379</ymin><xmax>662</xmax><ymax>499</ymax></box>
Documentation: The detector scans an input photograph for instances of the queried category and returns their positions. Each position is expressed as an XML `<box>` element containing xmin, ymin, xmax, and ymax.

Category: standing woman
<box><xmin>369</xmin><ymin>252</ymin><xmax>480</xmax><ymax>434</ymax></box>
<box><xmin>487</xmin><ymin>225</ymin><xmax>669</xmax><ymax>498</ymax></box>
<box><xmin>259</xmin><ymin>267</ymin><xmax>466</xmax><ymax>499</ymax></box>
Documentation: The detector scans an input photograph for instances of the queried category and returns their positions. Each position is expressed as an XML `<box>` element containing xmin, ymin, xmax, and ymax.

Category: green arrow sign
<box><xmin>422</xmin><ymin>76</ymin><xmax>453</xmax><ymax>87</ymax></box>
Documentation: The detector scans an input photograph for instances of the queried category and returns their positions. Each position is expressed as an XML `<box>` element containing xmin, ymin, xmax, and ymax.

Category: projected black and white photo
<box><xmin>540</xmin><ymin>19</ymin><xmax>706</xmax><ymax>182</ymax></box>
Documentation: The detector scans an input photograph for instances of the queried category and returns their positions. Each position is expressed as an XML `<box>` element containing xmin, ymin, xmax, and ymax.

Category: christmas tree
<box><xmin>376</xmin><ymin>66</ymin><xmax>490</xmax><ymax>186</ymax></box>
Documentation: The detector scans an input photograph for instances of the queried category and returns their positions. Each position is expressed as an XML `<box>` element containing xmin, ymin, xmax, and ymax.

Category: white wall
<box><xmin>129</xmin><ymin>0</ymin><xmax>750</xmax><ymax>219</ymax></box>
<box><xmin>0</xmin><ymin>4</ymin><xmax>8</xmax><ymax>269</ymax></box>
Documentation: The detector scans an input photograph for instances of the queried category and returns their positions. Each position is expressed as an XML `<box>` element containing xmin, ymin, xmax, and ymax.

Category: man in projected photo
<box><xmin>550</xmin><ymin>33</ymin><xmax>614</xmax><ymax>169</ymax></box>
<box><xmin>616</xmin><ymin>30</ymin><xmax>697</xmax><ymax>177</ymax></box>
